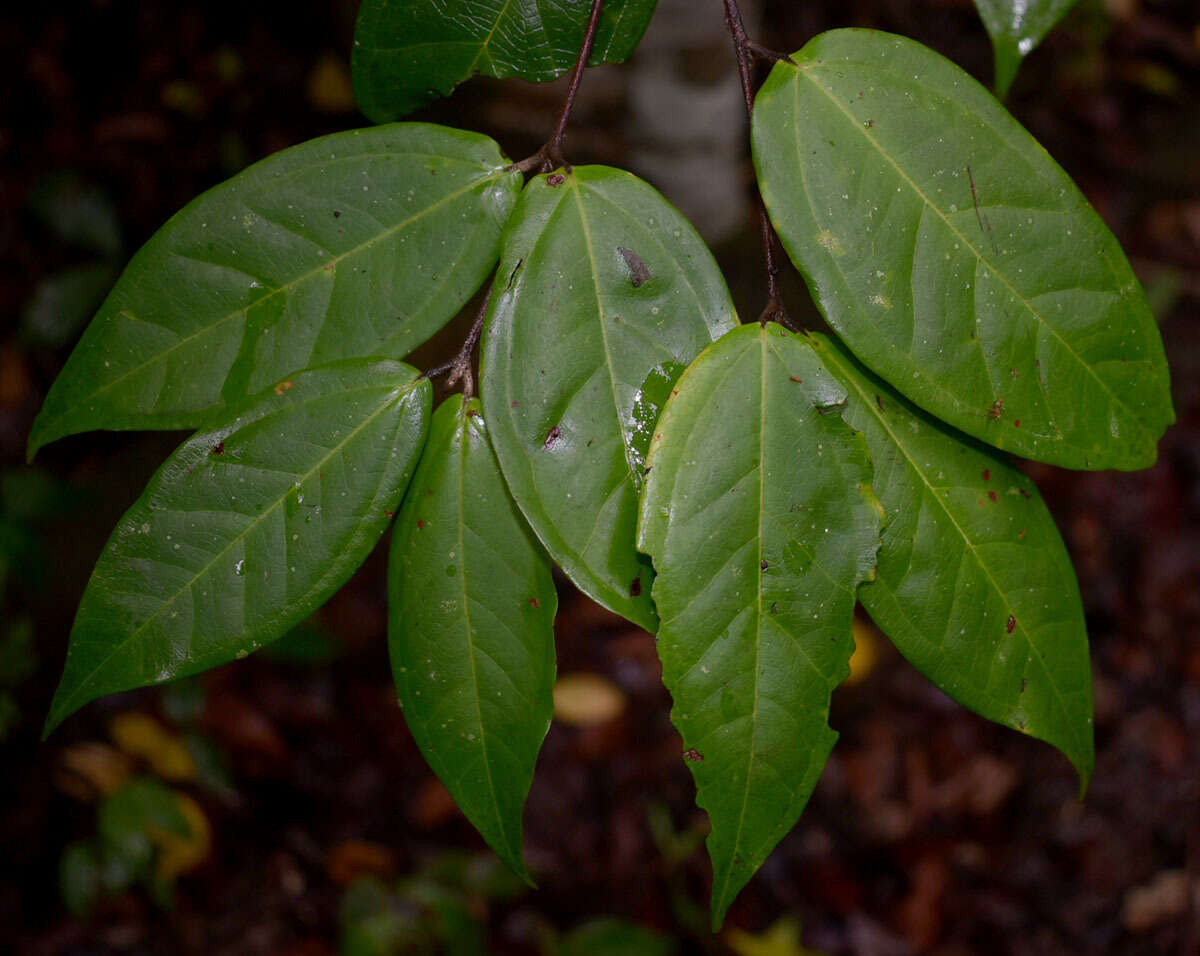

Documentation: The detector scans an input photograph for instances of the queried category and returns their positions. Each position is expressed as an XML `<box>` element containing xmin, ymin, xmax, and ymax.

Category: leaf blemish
<box><xmin>528</xmin><ymin>597</ymin><xmax>540</xmax><ymax>610</ymax></box>
<box><xmin>630</xmin><ymin>577</ymin><xmax>642</xmax><ymax>597</ymax></box>
<box><xmin>1006</xmin><ymin>615</ymin><xmax>1016</xmax><ymax>633</ymax></box>
<box><xmin>760</xmin><ymin>559</ymin><xmax>769</xmax><ymax>571</ymax></box>
<box><xmin>988</xmin><ymin>491</ymin><xmax>998</xmax><ymax>502</ymax></box>
<box><xmin>816</xmin><ymin>229</ymin><xmax>845</xmax><ymax>255</ymax></box>
<box><xmin>790</xmin><ymin>376</ymin><xmax>804</xmax><ymax>383</ymax></box>
<box><xmin>274</xmin><ymin>380</ymin><xmax>293</xmax><ymax>395</ymax></box>
<box><xmin>211</xmin><ymin>441</ymin><xmax>225</xmax><ymax>455</ymax></box>
<box><xmin>617</xmin><ymin>246</ymin><xmax>652</xmax><ymax>287</ymax></box>
<box><xmin>546</xmin><ymin>173</ymin><xmax>566</xmax><ymax>187</ymax></box>
<box><xmin>506</xmin><ymin>257</ymin><xmax>523</xmax><ymax>290</ymax></box>
<box><xmin>544</xmin><ymin>425</ymin><xmax>563</xmax><ymax>449</ymax></box>
<box><xmin>982</xmin><ymin>468</ymin><xmax>991</xmax><ymax>481</ymax></box>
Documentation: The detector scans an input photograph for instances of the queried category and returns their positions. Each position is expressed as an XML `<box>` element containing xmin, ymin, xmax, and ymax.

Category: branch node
<box><xmin>507</xmin><ymin>0</ymin><xmax>603</xmax><ymax>178</ymax></box>
<box><xmin>422</xmin><ymin>287</ymin><xmax>492</xmax><ymax>400</ymax></box>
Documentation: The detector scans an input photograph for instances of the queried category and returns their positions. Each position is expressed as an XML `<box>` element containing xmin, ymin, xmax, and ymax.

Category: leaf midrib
<box><xmin>54</xmin><ymin>381</ymin><xmax>418</xmax><ymax>722</ymax></box>
<box><xmin>45</xmin><ymin>171</ymin><xmax>503</xmax><ymax>430</ymax></box>
<box><xmin>789</xmin><ymin>63</ymin><xmax>1155</xmax><ymax>447</ymax></box>
<box><xmin>711</xmin><ymin>330</ymin><xmax>768</xmax><ymax>916</ymax></box>
<box><xmin>818</xmin><ymin>342</ymin><xmax>1082</xmax><ymax>757</ymax></box>
<box><xmin>570</xmin><ymin>177</ymin><xmax>679</xmax><ymax>476</ymax></box>
<box><xmin>455</xmin><ymin>405</ymin><xmax>515</xmax><ymax>864</ymax></box>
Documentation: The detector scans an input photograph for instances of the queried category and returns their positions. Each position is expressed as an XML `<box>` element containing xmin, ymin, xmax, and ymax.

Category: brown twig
<box><xmin>722</xmin><ymin>0</ymin><xmax>794</xmax><ymax>329</ymax></box>
<box><xmin>508</xmin><ymin>0</ymin><xmax>606</xmax><ymax>175</ymax></box>
<box><xmin>422</xmin><ymin>286</ymin><xmax>492</xmax><ymax>399</ymax></box>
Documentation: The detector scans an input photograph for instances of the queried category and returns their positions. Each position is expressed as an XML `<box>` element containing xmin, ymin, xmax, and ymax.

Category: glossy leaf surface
<box><xmin>811</xmin><ymin>332</ymin><xmax>1093</xmax><ymax>784</ymax></box>
<box><xmin>46</xmin><ymin>362</ymin><xmax>431</xmax><ymax>735</ymax></box>
<box><xmin>352</xmin><ymin>0</ymin><xmax>659</xmax><ymax>123</ymax></box>
<box><xmin>389</xmin><ymin>396</ymin><xmax>556</xmax><ymax>880</ymax></box>
<box><xmin>30</xmin><ymin>124</ymin><xmax>517</xmax><ymax>457</ymax></box>
<box><xmin>637</xmin><ymin>324</ymin><xmax>882</xmax><ymax>927</ymax></box>
<box><xmin>753</xmin><ymin>30</ymin><xmax>1173</xmax><ymax>471</ymax></box>
<box><xmin>973</xmin><ymin>0</ymin><xmax>1080</xmax><ymax>96</ymax></box>
<box><xmin>482</xmin><ymin>167</ymin><xmax>738</xmax><ymax>630</ymax></box>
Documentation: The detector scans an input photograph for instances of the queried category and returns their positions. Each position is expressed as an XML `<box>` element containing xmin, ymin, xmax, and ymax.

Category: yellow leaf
<box><xmin>151</xmin><ymin>793</ymin><xmax>211</xmax><ymax>880</ymax></box>
<box><xmin>109</xmin><ymin>712</ymin><xmax>197</xmax><ymax>782</ymax></box>
<box><xmin>307</xmin><ymin>53</ymin><xmax>355</xmax><ymax>113</ymax></box>
<box><xmin>844</xmin><ymin>617</ymin><xmax>880</xmax><ymax>686</ymax></box>
<box><xmin>552</xmin><ymin>674</ymin><xmax>626</xmax><ymax>727</ymax></box>
<box><xmin>725</xmin><ymin>917</ymin><xmax>825</xmax><ymax>956</ymax></box>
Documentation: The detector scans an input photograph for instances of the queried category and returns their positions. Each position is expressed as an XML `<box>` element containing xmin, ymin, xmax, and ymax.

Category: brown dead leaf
<box><xmin>56</xmin><ymin>742</ymin><xmax>133</xmax><ymax>800</ymax></box>
<box><xmin>1121</xmin><ymin>869</ymin><xmax>1198</xmax><ymax>932</ymax></box>
<box><xmin>327</xmin><ymin>840</ymin><xmax>396</xmax><ymax>886</ymax></box>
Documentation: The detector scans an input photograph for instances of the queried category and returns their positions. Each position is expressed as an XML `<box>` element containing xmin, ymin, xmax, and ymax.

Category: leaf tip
<box><xmin>26</xmin><ymin>416</ymin><xmax>53</xmax><ymax>463</ymax></box>
<box><xmin>42</xmin><ymin>700</ymin><xmax>69</xmax><ymax>740</ymax></box>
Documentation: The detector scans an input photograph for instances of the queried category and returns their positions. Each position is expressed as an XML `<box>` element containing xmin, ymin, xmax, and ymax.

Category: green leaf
<box><xmin>45</xmin><ymin>361</ymin><xmax>431</xmax><ymax>735</ymax></box>
<box><xmin>352</xmin><ymin>0</ymin><xmax>659</xmax><ymax>123</ymax></box>
<box><xmin>20</xmin><ymin>262</ymin><xmax>118</xmax><ymax>348</ymax></box>
<box><xmin>389</xmin><ymin>396</ymin><xmax>556</xmax><ymax>881</ymax></box>
<box><xmin>29</xmin><ymin>124</ymin><xmax>517</xmax><ymax>458</ymax></box>
<box><xmin>558</xmin><ymin>918</ymin><xmax>675</xmax><ymax>956</ymax></box>
<box><xmin>29</xmin><ymin>171</ymin><xmax>124</xmax><ymax>258</ymax></box>
<box><xmin>481</xmin><ymin>167</ymin><xmax>738</xmax><ymax>630</ymax></box>
<box><xmin>60</xmin><ymin>841</ymin><xmax>104</xmax><ymax>916</ymax></box>
<box><xmin>637</xmin><ymin>324</ymin><xmax>882</xmax><ymax>928</ymax></box>
<box><xmin>811</xmin><ymin>332</ymin><xmax>1093</xmax><ymax>785</ymax></box>
<box><xmin>973</xmin><ymin>0</ymin><xmax>1080</xmax><ymax>97</ymax></box>
<box><xmin>752</xmin><ymin>30</ymin><xmax>1173</xmax><ymax>471</ymax></box>
<box><xmin>98</xmin><ymin>776</ymin><xmax>189</xmax><ymax>873</ymax></box>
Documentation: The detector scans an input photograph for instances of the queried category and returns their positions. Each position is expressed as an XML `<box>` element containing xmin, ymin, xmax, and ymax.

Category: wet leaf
<box><xmin>973</xmin><ymin>0</ymin><xmax>1081</xmax><ymax>96</ymax></box>
<box><xmin>753</xmin><ymin>30</ymin><xmax>1173</xmax><ymax>470</ymax></box>
<box><xmin>45</xmin><ymin>361</ymin><xmax>430</xmax><ymax>735</ymax></box>
<box><xmin>352</xmin><ymin>0</ymin><xmax>659</xmax><ymax>123</ymax></box>
<box><xmin>389</xmin><ymin>396</ymin><xmax>556</xmax><ymax>881</ymax></box>
<box><xmin>29</xmin><ymin>124</ymin><xmax>516</xmax><ymax>458</ymax></box>
<box><xmin>637</xmin><ymin>324</ymin><xmax>882</xmax><ymax>928</ymax></box>
<box><xmin>482</xmin><ymin>167</ymin><xmax>737</xmax><ymax>630</ymax></box>
<box><xmin>811</xmin><ymin>332</ymin><xmax>1093</xmax><ymax>786</ymax></box>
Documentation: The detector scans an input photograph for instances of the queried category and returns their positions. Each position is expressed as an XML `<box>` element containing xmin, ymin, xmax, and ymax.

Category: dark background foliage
<box><xmin>0</xmin><ymin>1</ymin><xmax>1197</xmax><ymax>953</ymax></box>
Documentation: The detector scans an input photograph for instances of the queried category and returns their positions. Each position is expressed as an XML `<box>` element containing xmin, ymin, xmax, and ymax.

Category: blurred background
<box><xmin>0</xmin><ymin>1</ymin><xmax>1197</xmax><ymax>953</ymax></box>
